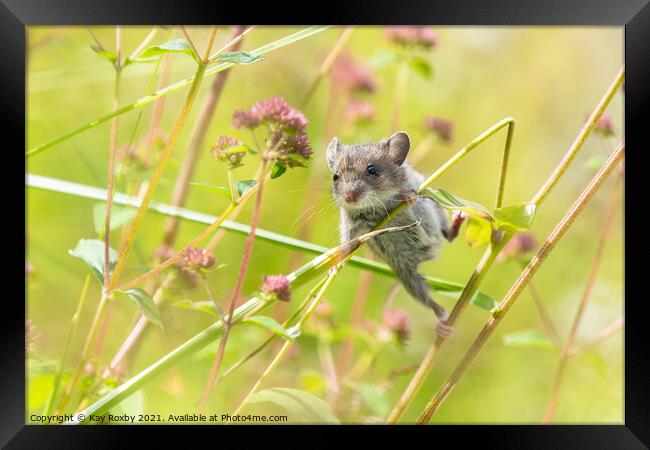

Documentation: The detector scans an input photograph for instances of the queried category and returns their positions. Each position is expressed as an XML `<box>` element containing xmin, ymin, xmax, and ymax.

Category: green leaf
<box><xmin>585</xmin><ymin>154</ymin><xmax>607</xmax><ymax>171</ymax></box>
<box><xmin>493</xmin><ymin>202</ymin><xmax>536</xmax><ymax>232</ymax></box>
<box><xmin>464</xmin><ymin>217</ymin><xmax>492</xmax><ymax>248</ymax></box>
<box><xmin>370</xmin><ymin>50</ymin><xmax>400</xmax><ymax>69</ymax></box>
<box><xmin>172</xmin><ymin>300</ymin><xmax>218</xmax><ymax>317</ymax></box>
<box><xmin>123</xmin><ymin>56</ymin><xmax>160</xmax><ymax>67</ymax></box>
<box><xmin>92</xmin><ymin>203</ymin><xmax>137</xmax><ymax>235</ymax></box>
<box><xmin>116</xmin><ymin>288</ymin><xmax>162</xmax><ymax>328</ymax></box>
<box><xmin>502</xmin><ymin>330</ymin><xmax>555</xmax><ymax>350</ymax></box>
<box><xmin>242</xmin><ymin>316</ymin><xmax>299</xmax><ymax>340</ymax></box>
<box><xmin>424</xmin><ymin>188</ymin><xmax>494</xmax><ymax>221</ymax></box>
<box><xmin>189</xmin><ymin>182</ymin><xmax>232</xmax><ymax>201</ymax></box>
<box><xmin>234</xmin><ymin>179</ymin><xmax>257</xmax><ymax>197</ymax></box>
<box><xmin>409</xmin><ymin>55</ymin><xmax>433</xmax><ymax>79</ymax></box>
<box><xmin>109</xmin><ymin>390</ymin><xmax>144</xmax><ymax>418</ymax></box>
<box><xmin>270</xmin><ymin>162</ymin><xmax>287</xmax><ymax>179</ymax></box>
<box><xmin>216</xmin><ymin>51</ymin><xmax>264</xmax><ymax>64</ymax></box>
<box><xmin>243</xmin><ymin>388</ymin><xmax>340</xmax><ymax>424</ymax></box>
<box><xmin>68</xmin><ymin>239</ymin><xmax>117</xmax><ymax>282</ymax></box>
<box><xmin>91</xmin><ymin>45</ymin><xmax>117</xmax><ymax>65</ymax></box>
<box><xmin>470</xmin><ymin>291</ymin><xmax>499</xmax><ymax>312</ymax></box>
<box><xmin>138</xmin><ymin>39</ymin><xmax>196</xmax><ymax>60</ymax></box>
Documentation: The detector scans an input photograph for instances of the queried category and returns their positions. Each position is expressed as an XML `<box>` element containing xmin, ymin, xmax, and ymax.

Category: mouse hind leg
<box><xmin>390</xmin><ymin>260</ymin><xmax>454</xmax><ymax>337</ymax></box>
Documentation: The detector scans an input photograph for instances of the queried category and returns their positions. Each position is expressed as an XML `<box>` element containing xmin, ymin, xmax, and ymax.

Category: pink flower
<box><xmin>497</xmin><ymin>233</ymin><xmax>537</xmax><ymax>262</ymax></box>
<box><xmin>384</xmin><ymin>27</ymin><xmax>438</xmax><ymax>49</ymax></box>
<box><xmin>211</xmin><ymin>135</ymin><xmax>246</xmax><ymax>169</ymax></box>
<box><xmin>268</xmin><ymin>131</ymin><xmax>313</xmax><ymax>164</ymax></box>
<box><xmin>261</xmin><ymin>275</ymin><xmax>292</xmax><ymax>302</ymax></box>
<box><xmin>345</xmin><ymin>99</ymin><xmax>376</xmax><ymax>124</ymax></box>
<box><xmin>232</xmin><ymin>109</ymin><xmax>261</xmax><ymax>129</ymax></box>
<box><xmin>178</xmin><ymin>247</ymin><xmax>216</xmax><ymax>273</ymax></box>
<box><xmin>234</xmin><ymin>96</ymin><xmax>308</xmax><ymax>134</ymax></box>
<box><xmin>382</xmin><ymin>308</ymin><xmax>411</xmax><ymax>345</ymax></box>
<box><xmin>330</xmin><ymin>53</ymin><xmax>378</xmax><ymax>94</ymax></box>
<box><xmin>424</xmin><ymin>116</ymin><xmax>453</xmax><ymax>143</ymax></box>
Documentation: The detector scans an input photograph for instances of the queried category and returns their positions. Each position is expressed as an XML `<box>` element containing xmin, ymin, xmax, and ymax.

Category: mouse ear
<box><xmin>385</xmin><ymin>131</ymin><xmax>410</xmax><ymax>165</ymax></box>
<box><xmin>326</xmin><ymin>137</ymin><xmax>341</xmax><ymax>170</ymax></box>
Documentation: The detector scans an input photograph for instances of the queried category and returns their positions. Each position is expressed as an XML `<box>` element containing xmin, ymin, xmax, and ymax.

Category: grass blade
<box><xmin>26</xmin><ymin>26</ymin><xmax>331</xmax><ymax>159</ymax></box>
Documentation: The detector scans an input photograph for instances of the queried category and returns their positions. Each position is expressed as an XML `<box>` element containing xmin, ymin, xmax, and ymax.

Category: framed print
<box><xmin>7</xmin><ymin>0</ymin><xmax>649</xmax><ymax>446</ymax></box>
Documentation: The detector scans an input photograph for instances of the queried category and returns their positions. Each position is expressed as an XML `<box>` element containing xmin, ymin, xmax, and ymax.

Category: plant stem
<box><xmin>531</xmin><ymin>67</ymin><xmax>624</xmax><ymax>207</ymax></box>
<box><xmin>27</xmin><ymin>26</ymin><xmax>329</xmax><ymax>157</ymax></box>
<box><xmin>568</xmin><ymin>316</ymin><xmax>623</xmax><ymax>357</ymax></box>
<box><xmin>232</xmin><ymin>268</ymin><xmax>340</xmax><ymax>417</ymax></box>
<box><xmin>103</xmin><ymin>27</ymin><xmax>122</xmax><ymax>292</ymax></box>
<box><xmin>197</xmin><ymin>158</ymin><xmax>270</xmax><ymax>412</ymax></box>
<box><xmin>386</xmin><ymin>242</ymin><xmax>503</xmax><ymax>423</ymax></box>
<box><xmin>57</xmin><ymin>290</ymin><xmax>110</xmax><ymax>412</ymax></box>
<box><xmin>101</xmin><ymin>273</ymin><xmax>175</xmax><ymax>380</ymax></box>
<box><xmin>71</xmin><ymin>220</ymin><xmax>420</xmax><ymax>421</ymax></box>
<box><xmin>518</xmin><ymin>262</ymin><xmax>561</xmax><ymax>347</ymax></box>
<box><xmin>300</xmin><ymin>27</ymin><xmax>354</xmax><ymax>109</ymax></box>
<box><xmin>109</xmin><ymin>58</ymin><xmax>210</xmax><ymax>291</ymax></box>
<box><xmin>386</xmin><ymin>66</ymin><xmax>623</xmax><ymax>423</ymax></box>
<box><xmin>416</xmin><ymin>142</ymin><xmax>624</xmax><ymax>424</ymax></box>
<box><xmin>543</xmin><ymin>174</ymin><xmax>622</xmax><ymax>423</ymax></box>
<box><xmin>27</xmin><ymin>174</ymin><xmax>495</xmax><ymax>303</ymax></box>
<box><xmin>43</xmin><ymin>274</ymin><xmax>91</xmax><ymax>415</ymax></box>
<box><xmin>337</xmin><ymin>263</ymin><xmax>374</xmax><ymax>377</ymax></box>
<box><xmin>162</xmin><ymin>26</ymin><xmax>246</xmax><ymax>248</ymax></box>
<box><xmin>207</xmin><ymin>26</ymin><xmax>256</xmax><ymax>63</ymax></box>
<box><xmin>390</xmin><ymin>59</ymin><xmax>409</xmax><ymax>133</ymax></box>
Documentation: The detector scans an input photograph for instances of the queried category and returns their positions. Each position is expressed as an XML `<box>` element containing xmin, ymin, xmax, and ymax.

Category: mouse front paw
<box><xmin>399</xmin><ymin>188</ymin><xmax>419</xmax><ymax>206</ymax></box>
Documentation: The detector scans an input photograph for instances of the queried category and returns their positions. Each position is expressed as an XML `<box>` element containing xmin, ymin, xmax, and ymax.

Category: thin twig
<box><xmin>197</xmin><ymin>158</ymin><xmax>271</xmax><ymax>412</ymax></box>
<box><xmin>417</xmin><ymin>142</ymin><xmax>624</xmax><ymax>424</ymax></box>
<box><xmin>543</xmin><ymin>175</ymin><xmax>622</xmax><ymax>423</ymax></box>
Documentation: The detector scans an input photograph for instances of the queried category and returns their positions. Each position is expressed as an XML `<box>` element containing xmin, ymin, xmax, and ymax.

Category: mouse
<box><xmin>326</xmin><ymin>131</ymin><xmax>461</xmax><ymax>337</ymax></box>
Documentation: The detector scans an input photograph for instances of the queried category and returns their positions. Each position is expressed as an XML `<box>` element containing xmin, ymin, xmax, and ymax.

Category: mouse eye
<box><xmin>333</xmin><ymin>173</ymin><xmax>340</xmax><ymax>181</ymax></box>
<box><xmin>367</xmin><ymin>164</ymin><xmax>378</xmax><ymax>176</ymax></box>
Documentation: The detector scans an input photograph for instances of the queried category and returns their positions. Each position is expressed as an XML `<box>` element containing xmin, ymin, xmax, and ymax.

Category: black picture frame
<box><xmin>9</xmin><ymin>0</ymin><xmax>648</xmax><ymax>447</ymax></box>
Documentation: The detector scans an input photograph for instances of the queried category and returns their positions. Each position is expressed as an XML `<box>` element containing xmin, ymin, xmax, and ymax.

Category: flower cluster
<box><xmin>233</xmin><ymin>97</ymin><xmax>312</xmax><ymax>167</ymax></box>
<box><xmin>345</xmin><ymin>99</ymin><xmax>376</xmax><ymax>125</ymax></box>
<box><xmin>178</xmin><ymin>247</ymin><xmax>216</xmax><ymax>273</ymax></box>
<box><xmin>424</xmin><ymin>116</ymin><xmax>454</xmax><ymax>143</ymax></box>
<box><xmin>261</xmin><ymin>274</ymin><xmax>292</xmax><ymax>302</ymax></box>
<box><xmin>211</xmin><ymin>135</ymin><xmax>247</xmax><ymax>169</ymax></box>
<box><xmin>381</xmin><ymin>308</ymin><xmax>411</xmax><ymax>345</ymax></box>
<box><xmin>497</xmin><ymin>232</ymin><xmax>537</xmax><ymax>263</ymax></box>
<box><xmin>233</xmin><ymin>96</ymin><xmax>308</xmax><ymax>133</ymax></box>
<box><xmin>384</xmin><ymin>26</ymin><xmax>438</xmax><ymax>49</ymax></box>
<box><xmin>330</xmin><ymin>53</ymin><xmax>378</xmax><ymax>94</ymax></box>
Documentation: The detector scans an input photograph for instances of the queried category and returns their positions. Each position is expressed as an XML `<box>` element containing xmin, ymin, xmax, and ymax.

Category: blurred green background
<box><xmin>26</xmin><ymin>26</ymin><xmax>623</xmax><ymax>423</ymax></box>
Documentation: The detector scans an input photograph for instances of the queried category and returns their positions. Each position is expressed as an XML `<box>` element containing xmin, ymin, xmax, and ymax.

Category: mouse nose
<box><xmin>344</xmin><ymin>189</ymin><xmax>361</xmax><ymax>203</ymax></box>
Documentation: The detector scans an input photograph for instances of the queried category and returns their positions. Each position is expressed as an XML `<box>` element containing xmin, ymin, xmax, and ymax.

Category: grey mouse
<box><xmin>327</xmin><ymin>131</ymin><xmax>461</xmax><ymax>337</ymax></box>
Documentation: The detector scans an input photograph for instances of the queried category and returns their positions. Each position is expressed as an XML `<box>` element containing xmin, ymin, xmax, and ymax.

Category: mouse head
<box><xmin>327</xmin><ymin>131</ymin><xmax>410</xmax><ymax>210</ymax></box>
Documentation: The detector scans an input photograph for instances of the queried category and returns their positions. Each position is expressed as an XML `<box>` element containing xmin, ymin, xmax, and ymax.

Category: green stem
<box><xmin>531</xmin><ymin>67</ymin><xmax>624</xmax><ymax>207</ymax></box>
<box><xmin>43</xmin><ymin>274</ymin><xmax>91</xmax><ymax>415</ymax></box>
<box><xmin>387</xmin><ymin>66</ymin><xmax>623</xmax><ymax>424</ymax></box>
<box><xmin>57</xmin><ymin>291</ymin><xmax>110</xmax><ymax>412</ymax></box>
<box><xmin>197</xmin><ymin>158</ymin><xmax>270</xmax><ymax>412</ymax></box>
<box><xmin>232</xmin><ymin>268</ymin><xmax>340</xmax><ymax>417</ymax></box>
<box><xmin>26</xmin><ymin>173</ymin><xmax>493</xmax><ymax>302</ymax></box>
<box><xmin>417</xmin><ymin>142</ymin><xmax>624</xmax><ymax>424</ymax></box>
<box><xmin>26</xmin><ymin>27</ymin><xmax>330</xmax><ymax>159</ymax></box>
<box><xmin>109</xmin><ymin>61</ymin><xmax>208</xmax><ymax>291</ymax></box>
